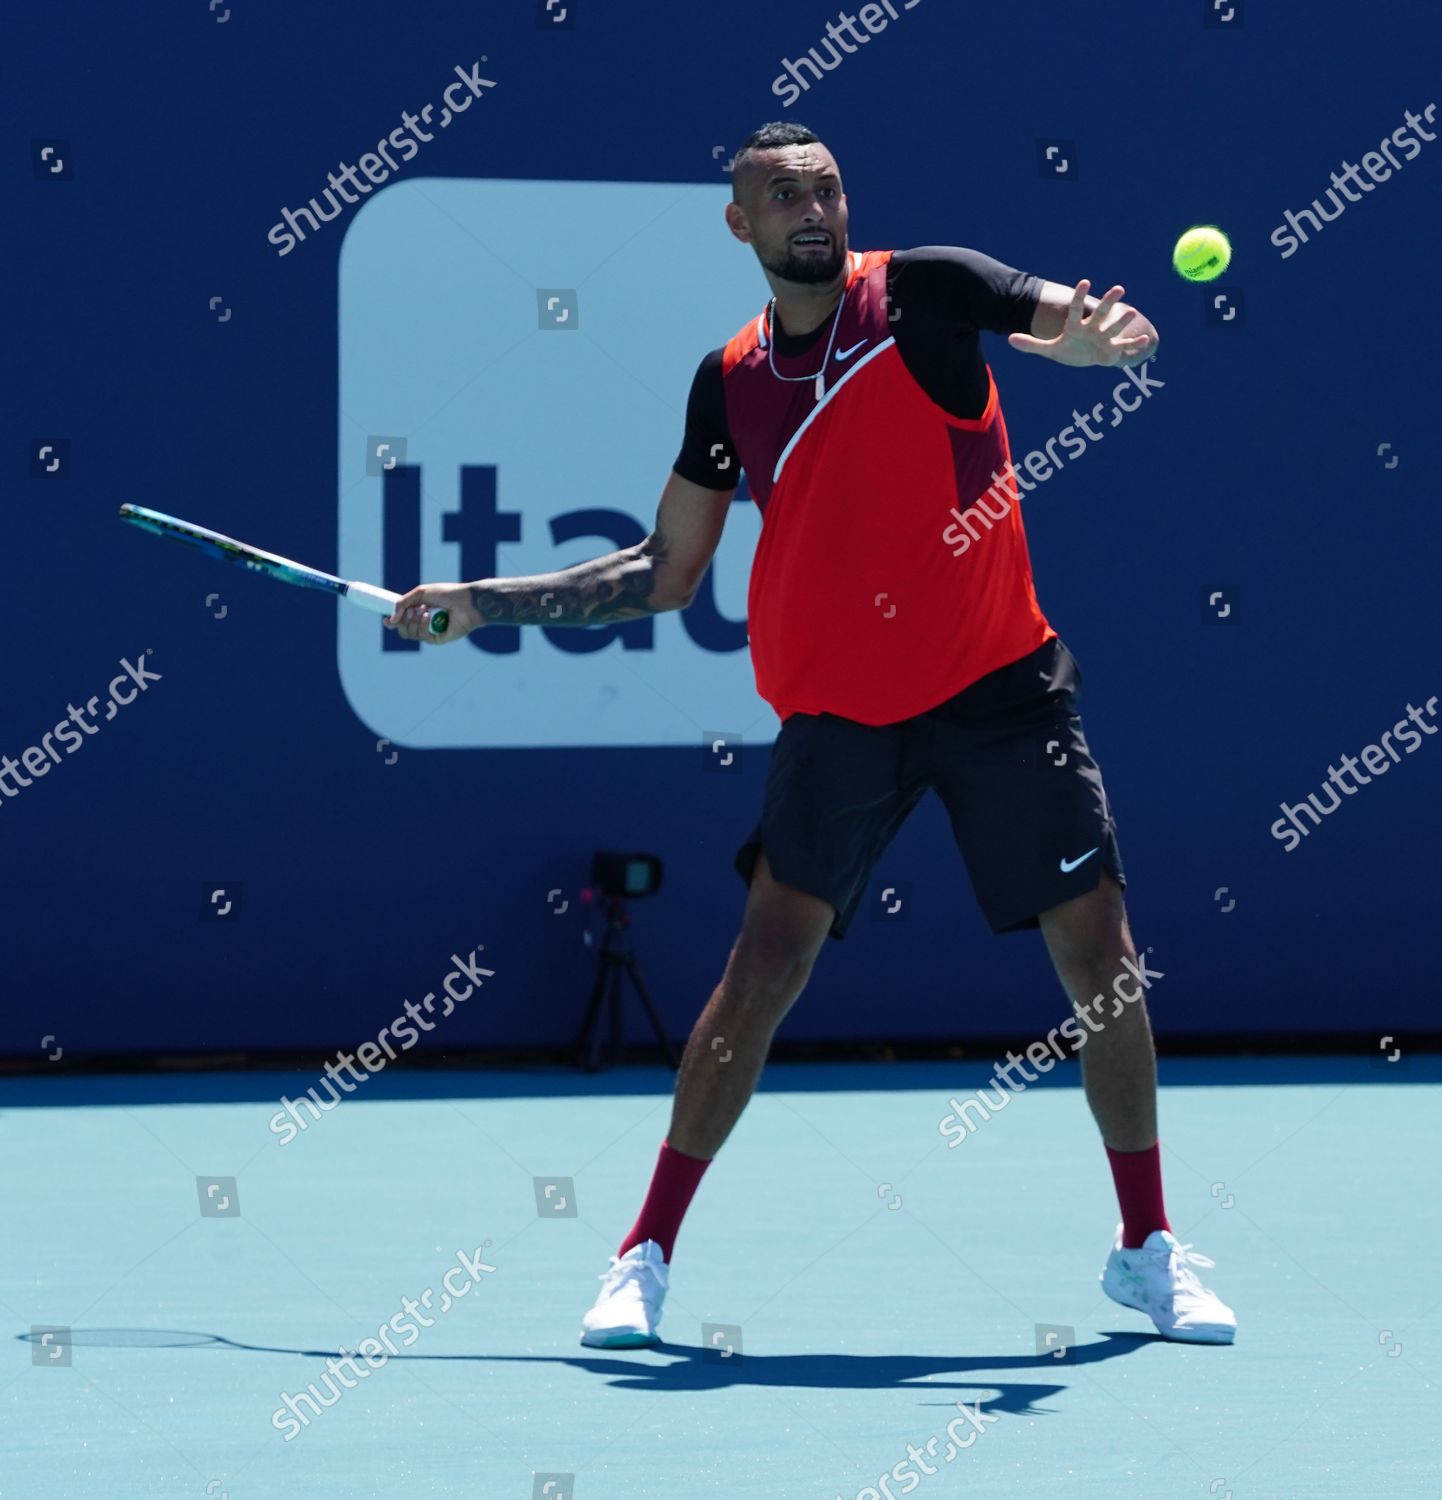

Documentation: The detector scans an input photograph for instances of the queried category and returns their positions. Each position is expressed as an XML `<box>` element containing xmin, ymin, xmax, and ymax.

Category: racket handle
<box><xmin>349</xmin><ymin>581</ymin><xmax>449</xmax><ymax>637</ymax></box>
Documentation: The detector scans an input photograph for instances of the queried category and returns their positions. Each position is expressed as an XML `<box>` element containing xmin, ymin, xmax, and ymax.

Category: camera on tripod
<box><xmin>588</xmin><ymin>851</ymin><xmax>663</xmax><ymax>901</ymax></box>
<box><xmin>574</xmin><ymin>851</ymin><xmax>678</xmax><ymax>1072</ymax></box>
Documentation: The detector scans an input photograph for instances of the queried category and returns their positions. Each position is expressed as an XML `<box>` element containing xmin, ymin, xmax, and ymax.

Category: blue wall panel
<box><xmin>6</xmin><ymin>0</ymin><xmax>1440</xmax><ymax>1056</ymax></box>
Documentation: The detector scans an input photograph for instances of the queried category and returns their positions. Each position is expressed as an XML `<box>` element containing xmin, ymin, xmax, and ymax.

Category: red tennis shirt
<box><xmin>674</xmin><ymin>245</ymin><xmax>1056</xmax><ymax>726</ymax></box>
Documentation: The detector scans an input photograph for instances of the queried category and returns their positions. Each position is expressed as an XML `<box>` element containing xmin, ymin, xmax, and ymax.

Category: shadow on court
<box><xmin>14</xmin><ymin>1326</ymin><xmax>1167</xmax><ymax>1418</ymax></box>
<box><xmin>484</xmin><ymin>1329</ymin><xmax>1168</xmax><ymax>1412</ymax></box>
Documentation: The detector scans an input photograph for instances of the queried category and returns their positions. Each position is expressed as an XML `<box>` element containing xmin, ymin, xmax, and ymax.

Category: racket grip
<box><xmin>350</xmin><ymin>581</ymin><xmax>450</xmax><ymax>637</ymax></box>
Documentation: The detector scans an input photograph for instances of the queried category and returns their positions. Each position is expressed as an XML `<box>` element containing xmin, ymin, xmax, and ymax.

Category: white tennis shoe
<box><xmin>579</xmin><ymin>1239</ymin><xmax>668</xmax><ymax>1348</ymax></box>
<box><xmin>1101</xmin><ymin>1225</ymin><xmax>1237</xmax><ymax>1343</ymax></box>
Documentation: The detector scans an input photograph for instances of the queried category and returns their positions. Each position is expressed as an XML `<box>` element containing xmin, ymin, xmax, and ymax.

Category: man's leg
<box><xmin>1038</xmin><ymin>872</ymin><xmax>1169</xmax><ymax>1245</ymax></box>
<box><xmin>922</xmin><ymin>634</ymin><xmax>1234</xmax><ymax>1340</ymax></box>
<box><xmin>614</xmin><ymin>849</ymin><xmax>835</xmax><ymax>1261</ymax></box>
<box><xmin>580</xmin><ymin>852</ymin><xmax>837</xmax><ymax>1347</ymax></box>
<box><xmin>1037</xmin><ymin>872</ymin><xmax>1237</xmax><ymax>1342</ymax></box>
<box><xmin>667</xmin><ymin>848</ymin><xmax>834</xmax><ymax>1157</ymax></box>
<box><xmin>1038</xmin><ymin>871</ymin><xmax>1156</xmax><ymax>1151</ymax></box>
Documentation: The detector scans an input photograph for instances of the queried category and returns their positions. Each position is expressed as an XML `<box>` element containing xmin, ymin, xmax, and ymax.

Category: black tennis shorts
<box><xmin>733</xmin><ymin>636</ymin><xmax>1125</xmax><ymax>939</ymax></box>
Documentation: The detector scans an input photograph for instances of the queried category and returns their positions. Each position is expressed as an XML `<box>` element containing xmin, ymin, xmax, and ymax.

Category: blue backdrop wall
<box><xmin>8</xmin><ymin>0</ymin><xmax>1440</xmax><ymax>1058</ymax></box>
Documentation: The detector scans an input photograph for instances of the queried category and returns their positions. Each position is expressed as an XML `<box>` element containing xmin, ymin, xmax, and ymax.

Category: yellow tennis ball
<box><xmin>1173</xmin><ymin>225</ymin><xmax>1231</xmax><ymax>282</ymax></box>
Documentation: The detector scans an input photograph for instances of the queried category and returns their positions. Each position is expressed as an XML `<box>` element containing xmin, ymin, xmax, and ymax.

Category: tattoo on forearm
<box><xmin>470</xmin><ymin>531</ymin><xmax>674</xmax><ymax>627</ymax></box>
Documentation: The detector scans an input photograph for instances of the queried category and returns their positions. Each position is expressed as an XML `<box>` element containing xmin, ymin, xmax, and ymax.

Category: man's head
<box><xmin>725</xmin><ymin>122</ymin><xmax>849</xmax><ymax>286</ymax></box>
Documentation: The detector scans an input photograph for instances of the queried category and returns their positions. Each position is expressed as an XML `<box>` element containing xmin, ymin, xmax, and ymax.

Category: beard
<box><xmin>758</xmin><ymin>234</ymin><xmax>848</xmax><ymax>285</ymax></box>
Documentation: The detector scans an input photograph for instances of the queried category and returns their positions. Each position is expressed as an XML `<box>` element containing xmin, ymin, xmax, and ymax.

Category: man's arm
<box><xmin>472</xmin><ymin>470</ymin><xmax>734</xmax><ymax>625</ymax></box>
<box><xmin>1020</xmin><ymin>278</ymin><xmax>1159</xmax><ymax>367</ymax></box>
<box><xmin>384</xmin><ymin>470</ymin><xmax>735</xmax><ymax>641</ymax></box>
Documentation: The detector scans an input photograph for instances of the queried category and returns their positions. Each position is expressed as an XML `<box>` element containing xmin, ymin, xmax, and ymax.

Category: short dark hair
<box><xmin>731</xmin><ymin>121</ymin><xmax>825</xmax><ymax>201</ymax></box>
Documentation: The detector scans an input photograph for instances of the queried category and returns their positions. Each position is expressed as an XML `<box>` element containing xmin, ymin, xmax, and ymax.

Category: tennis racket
<box><xmin>117</xmin><ymin>504</ymin><xmax>448</xmax><ymax>636</ymax></box>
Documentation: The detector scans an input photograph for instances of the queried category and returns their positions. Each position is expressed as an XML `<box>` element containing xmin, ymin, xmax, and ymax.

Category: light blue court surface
<box><xmin>3</xmin><ymin>1057</ymin><xmax>1438</xmax><ymax>1498</ymax></box>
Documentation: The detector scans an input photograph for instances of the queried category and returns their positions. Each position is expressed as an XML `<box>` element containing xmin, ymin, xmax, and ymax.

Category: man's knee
<box><xmin>726</xmin><ymin>928</ymin><xmax>817</xmax><ymax>1013</ymax></box>
<box><xmin>711</xmin><ymin>851</ymin><xmax>830</xmax><ymax>1026</ymax></box>
<box><xmin>725</xmin><ymin>890</ymin><xmax>829</xmax><ymax>1015</ymax></box>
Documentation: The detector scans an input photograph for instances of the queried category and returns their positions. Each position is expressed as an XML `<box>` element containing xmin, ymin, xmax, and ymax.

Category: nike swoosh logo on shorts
<box><xmin>835</xmin><ymin>339</ymin><xmax>868</xmax><ymax>360</ymax></box>
<box><xmin>1060</xmin><ymin>848</ymin><xmax>1099</xmax><ymax>873</ymax></box>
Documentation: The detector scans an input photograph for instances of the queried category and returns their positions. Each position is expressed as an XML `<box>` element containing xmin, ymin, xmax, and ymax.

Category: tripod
<box><xmin>574</xmin><ymin>894</ymin><xmax>679</xmax><ymax>1073</ymax></box>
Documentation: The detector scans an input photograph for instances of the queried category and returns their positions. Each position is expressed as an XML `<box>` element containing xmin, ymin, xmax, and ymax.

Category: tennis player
<box><xmin>386</xmin><ymin>121</ymin><xmax>1236</xmax><ymax>1350</ymax></box>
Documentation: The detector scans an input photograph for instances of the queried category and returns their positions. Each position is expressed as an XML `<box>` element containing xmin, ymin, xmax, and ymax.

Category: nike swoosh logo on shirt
<box><xmin>835</xmin><ymin>339</ymin><xmax>869</xmax><ymax>361</ymax></box>
<box><xmin>1059</xmin><ymin>848</ymin><xmax>1099</xmax><ymax>873</ymax></box>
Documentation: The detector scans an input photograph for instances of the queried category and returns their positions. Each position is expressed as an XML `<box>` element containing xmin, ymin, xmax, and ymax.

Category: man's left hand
<box><xmin>1009</xmin><ymin>279</ymin><xmax>1158</xmax><ymax>368</ymax></box>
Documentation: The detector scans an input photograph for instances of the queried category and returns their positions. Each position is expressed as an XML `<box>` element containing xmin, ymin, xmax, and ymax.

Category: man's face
<box><xmin>730</xmin><ymin>145</ymin><xmax>849</xmax><ymax>285</ymax></box>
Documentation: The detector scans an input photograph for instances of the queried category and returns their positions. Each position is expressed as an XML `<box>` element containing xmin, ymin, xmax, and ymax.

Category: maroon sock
<box><xmin>1105</xmin><ymin>1143</ymin><xmax>1171</xmax><ymax>1249</ymax></box>
<box><xmin>617</xmin><ymin>1141</ymin><xmax>712</xmax><ymax>1262</ymax></box>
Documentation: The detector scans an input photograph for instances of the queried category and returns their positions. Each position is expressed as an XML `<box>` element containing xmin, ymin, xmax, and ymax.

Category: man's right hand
<box><xmin>383</xmin><ymin>583</ymin><xmax>481</xmax><ymax>644</ymax></box>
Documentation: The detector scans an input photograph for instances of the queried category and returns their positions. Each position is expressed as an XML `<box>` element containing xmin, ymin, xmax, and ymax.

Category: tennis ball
<box><xmin>1173</xmin><ymin>225</ymin><xmax>1231</xmax><ymax>282</ymax></box>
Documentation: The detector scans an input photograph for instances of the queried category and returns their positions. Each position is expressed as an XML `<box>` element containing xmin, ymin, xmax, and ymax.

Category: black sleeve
<box><xmin>671</xmin><ymin>348</ymin><xmax>739</xmax><ymax>490</ymax></box>
<box><xmin>887</xmin><ymin>246</ymin><xmax>1045</xmax><ymax>420</ymax></box>
<box><xmin>889</xmin><ymin>245</ymin><xmax>1044</xmax><ymax>335</ymax></box>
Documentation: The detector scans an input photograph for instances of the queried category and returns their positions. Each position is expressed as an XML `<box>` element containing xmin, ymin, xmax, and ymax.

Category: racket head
<box><xmin>118</xmin><ymin>504</ymin><xmax>345</xmax><ymax>597</ymax></box>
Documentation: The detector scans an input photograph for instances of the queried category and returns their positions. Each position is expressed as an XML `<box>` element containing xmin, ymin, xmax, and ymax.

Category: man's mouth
<box><xmin>791</xmin><ymin>232</ymin><xmax>830</xmax><ymax>247</ymax></box>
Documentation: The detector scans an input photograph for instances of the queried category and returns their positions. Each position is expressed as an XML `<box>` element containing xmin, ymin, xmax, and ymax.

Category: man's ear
<box><xmin>724</xmin><ymin>201</ymin><xmax>752</xmax><ymax>244</ymax></box>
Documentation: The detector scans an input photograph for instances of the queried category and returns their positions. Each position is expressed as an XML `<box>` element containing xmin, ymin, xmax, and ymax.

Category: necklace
<box><xmin>766</xmin><ymin>286</ymin><xmax>848</xmax><ymax>402</ymax></box>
